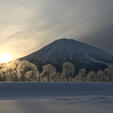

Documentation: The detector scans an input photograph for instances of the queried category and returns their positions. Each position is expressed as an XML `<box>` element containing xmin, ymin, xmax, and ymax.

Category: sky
<box><xmin>0</xmin><ymin>0</ymin><xmax>113</xmax><ymax>59</ymax></box>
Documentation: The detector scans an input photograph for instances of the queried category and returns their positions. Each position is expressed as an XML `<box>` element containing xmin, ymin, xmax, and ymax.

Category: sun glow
<box><xmin>0</xmin><ymin>52</ymin><xmax>13</xmax><ymax>63</ymax></box>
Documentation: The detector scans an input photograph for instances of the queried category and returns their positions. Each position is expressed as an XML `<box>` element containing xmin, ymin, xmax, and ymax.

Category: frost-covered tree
<box><xmin>0</xmin><ymin>71</ymin><xmax>6</xmax><ymax>81</ymax></box>
<box><xmin>0</xmin><ymin>60</ymin><xmax>39</xmax><ymax>81</ymax></box>
<box><xmin>104</xmin><ymin>65</ymin><xmax>113</xmax><ymax>81</ymax></box>
<box><xmin>96</xmin><ymin>70</ymin><xmax>110</xmax><ymax>82</ymax></box>
<box><xmin>0</xmin><ymin>59</ymin><xmax>113</xmax><ymax>82</ymax></box>
<box><xmin>6</xmin><ymin>60</ymin><xmax>21</xmax><ymax>81</ymax></box>
<box><xmin>17</xmin><ymin>60</ymin><xmax>39</xmax><ymax>81</ymax></box>
<box><xmin>0</xmin><ymin>63</ymin><xmax>6</xmax><ymax>81</ymax></box>
<box><xmin>75</xmin><ymin>68</ymin><xmax>87</xmax><ymax>81</ymax></box>
<box><xmin>87</xmin><ymin>71</ymin><xmax>96</xmax><ymax>82</ymax></box>
<box><xmin>53</xmin><ymin>72</ymin><xmax>61</xmax><ymax>81</ymax></box>
<box><xmin>40</xmin><ymin>64</ymin><xmax>56</xmax><ymax>81</ymax></box>
<box><xmin>0</xmin><ymin>60</ymin><xmax>21</xmax><ymax>81</ymax></box>
<box><xmin>62</xmin><ymin>62</ymin><xmax>75</xmax><ymax>81</ymax></box>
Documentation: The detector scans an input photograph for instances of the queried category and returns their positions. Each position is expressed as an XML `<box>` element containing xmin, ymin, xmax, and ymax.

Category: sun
<box><xmin>0</xmin><ymin>52</ymin><xmax>13</xmax><ymax>63</ymax></box>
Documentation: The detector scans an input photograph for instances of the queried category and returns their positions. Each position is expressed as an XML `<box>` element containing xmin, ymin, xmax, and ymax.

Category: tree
<box><xmin>40</xmin><ymin>64</ymin><xmax>56</xmax><ymax>81</ymax></box>
<box><xmin>87</xmin><ymin>71</ymin><xmax>96</xmax><ymax>82</ymax></box>
<box><xmin>17</xmin><ymin>60</ymin><xmax>39</xmax><ymax>81</ymax></box>
<box><xmin>96</xmin><ymin>70</ymin><xmax>109</xmax><ymax>82</ymax></box>
<box><xmin>0</xmin><ymin>60</ymin><xmax>39</xmax><ymax>81</ymax></box>
<box><xmin>75</xmin><ymin>68</ymin><xmax>87</xmax><ymax>81</ymax></box>
<box><xmin>0</xmin><ymin>63</ymin><xmax>6</xmax><ymax>81</ymax></box>
<box><xmin>0</xmin><ymin>60</ymin><xmax>21</xmax><ymax>81</ymax></box>
<box><xmin>62</xmin><ymin>62</ymin><xmax>75</xmax><ymax>81</ymax></box>
<box><xmin>53</xmin><ymin>72</ymin><xmax>61</xmax><ymax>81</ymax></box>
<box><xmin>0</xmin><ymin>71</ymin><xmax>6</xmax><ymax>81</ymax></box>
<box><xmin>104</xmin><ymin>65</ymin><xmax>113</xmax><ymax>81</ymax></box>
<box><xmin>6</xmin><ymin>60</ymin><xmax>21</xmax><ymax>81</ymax></box>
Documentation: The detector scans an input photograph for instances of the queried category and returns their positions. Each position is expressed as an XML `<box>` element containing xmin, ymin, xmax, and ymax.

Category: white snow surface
<box><xmin>0</xmin><ymin>82</ymin><xmax>113</xmax><ymax>113</ymax></box>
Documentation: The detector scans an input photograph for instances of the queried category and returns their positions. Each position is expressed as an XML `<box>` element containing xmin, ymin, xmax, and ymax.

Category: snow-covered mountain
<box><xmin>20</xmin><ymin>38</ymin><xmax>113</xmax><ymax>71</ymax></box>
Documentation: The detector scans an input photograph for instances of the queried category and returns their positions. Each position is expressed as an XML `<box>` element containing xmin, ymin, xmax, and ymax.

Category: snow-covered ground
<box><xmin>0</xmin><ymin>82</ymin><xmax>113</xmax><ymax>113</ymax></box>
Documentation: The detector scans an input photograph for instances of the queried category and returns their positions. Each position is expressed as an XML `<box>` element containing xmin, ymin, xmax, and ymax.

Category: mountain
<box><xmin>20</xmin><ymin>38</ymin><xmax>113</xmax><ymax>72</ymax></box>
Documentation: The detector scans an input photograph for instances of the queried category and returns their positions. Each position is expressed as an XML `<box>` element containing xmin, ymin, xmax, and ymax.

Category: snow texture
<box><xmin>22</xmin><ymin>38</ymin><xmax>113</xmax><ymax>66</ymax></box>
<box><xmin>0</xmin><ymin>82</ymin><xmax>113</xmax><ymax>113</ymax></box>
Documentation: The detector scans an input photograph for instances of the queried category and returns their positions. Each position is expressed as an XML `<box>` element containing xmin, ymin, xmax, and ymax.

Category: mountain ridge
<box><xmin>20</xmin><ymin>38</ymin><xmax>113</xmax><ymax>72</ymax></box>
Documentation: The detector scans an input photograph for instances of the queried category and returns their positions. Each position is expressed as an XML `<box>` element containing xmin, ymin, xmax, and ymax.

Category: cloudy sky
<box><xmin>0</xmin><ymin>0</ymin><xmax>113</xmax><ymax>59</ymax></box>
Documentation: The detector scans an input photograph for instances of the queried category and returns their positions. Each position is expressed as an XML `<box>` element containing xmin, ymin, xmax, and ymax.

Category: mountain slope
<box><xmin>20</xmin><ymin>38</ymin><xmax>113</xmax><ymax>71</ymax></box>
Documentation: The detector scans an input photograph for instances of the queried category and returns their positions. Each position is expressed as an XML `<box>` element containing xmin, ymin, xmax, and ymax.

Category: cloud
<box><xmin>0</xmin><ymin>0</ymin><xmax>113</xmax><ymax>58</ymax></box>
<box><xmin>77</xmin><ymin>25</ymin><xmax>113</xmax><ymax>55</ymax></box>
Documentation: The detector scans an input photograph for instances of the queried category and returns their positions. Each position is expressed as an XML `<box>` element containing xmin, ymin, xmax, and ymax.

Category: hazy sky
<box><xmin>0</xmin><ymin>0</ymin><xmax>113</xmax><ymax>59</ymax></box>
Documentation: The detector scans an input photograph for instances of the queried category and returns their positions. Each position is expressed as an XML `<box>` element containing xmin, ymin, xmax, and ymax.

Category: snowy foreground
<box><xmin>0</xmin><ymin>82</ymin><xmax>113</xmax><ymax>113</ymax></box>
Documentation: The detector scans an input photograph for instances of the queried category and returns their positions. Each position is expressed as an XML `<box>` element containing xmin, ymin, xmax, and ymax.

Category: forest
<box><xmin>0</xmin><ymin>60</ymin><xmax>113</xmax><ymax>82</ymax></box>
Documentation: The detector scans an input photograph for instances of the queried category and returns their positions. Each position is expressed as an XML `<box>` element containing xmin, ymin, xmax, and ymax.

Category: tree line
<box><xmin>0</xmin><ymin>60</ymin><xmax>113</xmax><ymax>82</ymax></box>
